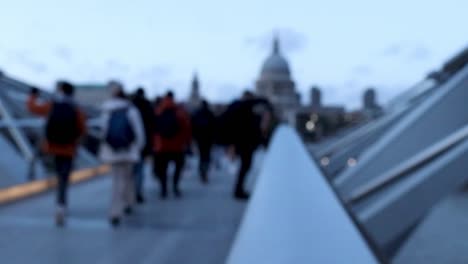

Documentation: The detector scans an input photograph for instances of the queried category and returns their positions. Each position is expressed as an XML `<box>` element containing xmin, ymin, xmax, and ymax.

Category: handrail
<box><xmin>348</xmin><ymin>123</ymin><xmax>468</xmax><ymax>204</ymax></box>
<box><xmin>1</xmin><ymin>76</ymin><xmax>53</xmax><ymax>97</ymax></box>
<box><xmin>227</xmin><ymin>126</ymin><xmax>380</xmax><ymax>264</ymax></box>
<box><xmin>0</xmin><ymin>92</ymin><xmax>34</xmax><ymax>161</ymax></box>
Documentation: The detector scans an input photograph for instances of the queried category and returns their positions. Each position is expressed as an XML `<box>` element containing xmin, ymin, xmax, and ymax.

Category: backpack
<box><xmin>193</xmin><ymin>110</ymin><xmax>211</xmax><ymax>128</ymax></box>
<box><xmin>45</xmin><ymin>101</ymin><xmax>79</xmax><ymax>145</ymax></box>
<box><xmin>105</xmin><ymin>107</ymin><xmax>135</xmax><ymax>151</ymax></box>
<box><xmin>193</xmin><ymin>110</ymin><xmax>214</xmax><ymax>137</ymax></box>
<box><xmin>157</xmin><ymin>108</ymin><xmax>180</xmax><ymax>139</ymax></box>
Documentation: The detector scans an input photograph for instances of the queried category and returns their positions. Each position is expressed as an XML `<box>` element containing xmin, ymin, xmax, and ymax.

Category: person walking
<box><xmin>221</xmin><ymin>91</ymin><xmax>274</xmax><ymax>200</ymax></box>
<box><xmin>27</xmin><ymin>82</ymin><xmax>86</xmax><ymax>226</ymax></box>
<box><xmin>99</xmin><ymin>81</ymin><xmax>144</xmax><ymax>227</ymax></box>
<box><xmin>131</xmin><ymin>87</ymin><xmax>154</xmax><ymax>204</ymax></box>
<box><xmin>153</xmin><ymin>91</ymin><xmax>191</xmax><ymax>198</ymax></box>
<box><xmin>191</xmin><ymin>100</ymin><xmax>216</xmax><ymax>184</ymax></box>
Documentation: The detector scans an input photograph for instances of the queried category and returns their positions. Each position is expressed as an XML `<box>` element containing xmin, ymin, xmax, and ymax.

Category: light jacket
<box><xmin>98</xmin><ymin>98</ymin><xmax>145</xmax><ymax>164</ymax></box>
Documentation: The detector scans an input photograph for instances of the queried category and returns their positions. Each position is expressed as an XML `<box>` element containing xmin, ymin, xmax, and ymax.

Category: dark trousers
<box><xmin>54</xmin><ymin>156</ymin><xmax>73</xmax><ymax>206</ymax></box>
<box><xmin>198</xmin><ymin>143</ymin><xmax>212</xmax><ymax>180</ymax></box>
<box><xmin>134</xmin><ymin>160</ymin><xmax>145</xmax><ymax>196</ymax></box>
<box><xmin>153</xmin><ymin>152</ymin><xmax>185</xmax><ymax>195</ymax></box>
<box><xmin>234</xmin><ymin>150</ymin><xmax>254</xmax><ymax>195</ymax></box>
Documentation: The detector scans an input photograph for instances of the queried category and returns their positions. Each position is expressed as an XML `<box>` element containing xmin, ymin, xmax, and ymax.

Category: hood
<box><xmin>53</xmin><ymin>94</ymin><xmax>75</xmax><ymax>103</ymax></box>
<box><xmin>102</xmin><ymin>97</ymin><xmax>131</xmax><ymax>111</ymax></box>
<box><xmin>156</xmin><ymin>97</ymin><xmax>177</xmax><ymax>114</ymax></box>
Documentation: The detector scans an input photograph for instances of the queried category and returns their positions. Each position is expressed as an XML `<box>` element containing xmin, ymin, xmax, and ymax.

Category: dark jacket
<box><xmin>220</xmin><ymin>98</ymin><xmax>273</xmax><ymax>152</ymax></box>
<box><xmin>27</xmin><ymin>95</ymin><xmax>86</xmax><ymax>157</ymax></box>
<box><xmin>132</xmin><ymin>94</ymin><xmax>154</xmax><ymax>157</ymax></box>
<box><xmin>192</xmin><ymin>105</ymin><xmax>216</xmax><ymax>147</ymax></box>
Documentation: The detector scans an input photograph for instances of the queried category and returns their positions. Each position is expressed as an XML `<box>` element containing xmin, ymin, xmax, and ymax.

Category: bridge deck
<box><xmin>0</xmin><ymin>164</ymin><xmax>246</xmax><ymax>264</ymax></box>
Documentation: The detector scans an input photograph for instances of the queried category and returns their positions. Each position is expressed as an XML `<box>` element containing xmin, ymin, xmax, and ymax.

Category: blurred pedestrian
<box><xmin>191</xmin><ymin>100</ymin><xmax>216</xmax><ymax>183</ymax></box>
<box><xmin>27</xmin><ymin>82</ymin><xmax>86</xmax><ymax>226</ymax></box>
<box><xmin>221</xmin><ymin>91</ymin><xmax>274</xmax><ymax>200</ymax></box>
<box><xmin>131</xmin><ymin>87</ymin><xmax>154</xmax><ymax>204</ymax></box>
<box><xmin>153</xmin><ymin>91</ymin><xmax>191</xmax><ymax>198</ymax></box>
<box><xmin>99</xmin><ymin>81</ymin><xmax>145</xmax><ymax>227</ymax></box>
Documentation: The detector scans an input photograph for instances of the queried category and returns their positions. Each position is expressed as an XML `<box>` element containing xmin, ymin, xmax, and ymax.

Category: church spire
<box><xmin>190</xmin><ymin>71</ymin><xmax>200</xmax><ymax>104</ymax></box>
<box><xmin>191</xmin><ymin>71</ymin><xmax>199</xmax><ymax>93</ymax></box>
<box><xmin>273</xmin><ymin>34</ymin><xmax>280</xmax><ymax>54</ymax></box>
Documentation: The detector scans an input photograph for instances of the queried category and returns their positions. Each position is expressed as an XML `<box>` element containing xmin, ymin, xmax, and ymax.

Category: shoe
<box><xmin>174</xmin><ymin>188</ymin><xmax>182</xmax><ymax>198</ymax></box>
<box><xmin>136</xmin><ymin>194</ymin><xmax>145</xmax><ymax>204</ymax></box>
<box><xmin>110</xmin><ymin>217</ymin><xmax>121</xmax><ymax>227</ymax></box>
<box><xmin>159</xmin><ymin>190</ymin><xmax>167</xmax><ymax>200</ymax></box>
<box><xmin>234</xmin><ymin>191</ymin><xmax>250</xmax><ymax>201</ymax></box>
<box><xmin>160</xmin><ymin>191</ymin><xmax>168</xmax><ymax>200</ymax></box>
<box><xmin>55</xmin><ymin>206</ymin><xmax>66</xmax><ymax>227</ymax></box>
<box><xmin>124</xmin><ymin>206</ymin><xmax>133</xmax><ymax>215</ymax></box>
<box><xmin>200</xmin><ymin>173</ymin><xmax>209</xmax><ymax>184</ymax></box>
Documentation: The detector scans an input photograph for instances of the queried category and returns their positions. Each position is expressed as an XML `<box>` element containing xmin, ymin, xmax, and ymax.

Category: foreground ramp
<box><xmin>228</xmin><ymin>126</ymin><xmax>381</xmax><ymax>264</ymax></box>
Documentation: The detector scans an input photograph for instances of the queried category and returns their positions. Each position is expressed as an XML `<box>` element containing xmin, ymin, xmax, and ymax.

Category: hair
<box><xmin>166</xmin><ymin>90</ymin><xmax>174</xmax><ymax>99</ymax></box>
<box><xmin>136</xmin><ymin>87</ymin><xmax>145</xmax><ymax>97</ymax></box>
<box><xmin>116</xmin><ymin>89</ymin><xmax>127</xmax><ymax>99</ymax></box>
<box><xmin>57</xmin><ymin>81</ymin><xmax>74</xmax><ymax>96</ymax></box>
<box><xmin>30</xmin><ymin>86</ymin><xmax>40</xmax><ymax>95</ymax></box>
<box><xmin>242</xmin><ymin>90</ymin><xmax>254</xmax><ymax>100</ymax></box>
<box><xmin>108</xmin><ymin>80</ymin><xmax>126</xmax><ymax>99</ymax></box>
<box><xmin>154</xmin><ymin>96</ymin><xmax>162</xmax><ymax>104</ymax></box>
<box><xmin>201</xmin><ymin>99</ymin><xmax>209</xmax><ymax>109</ymax></box>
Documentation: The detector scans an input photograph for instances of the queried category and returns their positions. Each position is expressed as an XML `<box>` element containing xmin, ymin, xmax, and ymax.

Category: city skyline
<box><xmin>0</xmin><ymin>0</ymin><xmax>467</xmax><ymax>109</ymax></box>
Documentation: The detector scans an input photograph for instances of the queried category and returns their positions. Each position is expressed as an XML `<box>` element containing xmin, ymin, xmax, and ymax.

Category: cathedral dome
<box><xmin>260</xmin><ymin>37</ymin><xmax>291</xmax><ymax>80</ymax></box>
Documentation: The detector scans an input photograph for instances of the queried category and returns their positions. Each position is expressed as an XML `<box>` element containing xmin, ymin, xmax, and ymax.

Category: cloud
<box><xmin>381</xmin><ymin>43</ymin><xmax>431</xmax><ymax>61</ymax></box>
<box><xmin>407</xmin><ymin>46</ymin><xmax>431</xmax><ymax>61</ymax></box>
<box><xmin>246</xmin><ymin>28</ymin><xmax>308</xmax><ymax>54</ymax></box>
<box><xmin>382</xmin><ymin>44</ymin><xmax>403</xmax><ymax>57</ymax></box>
<box><xmin>54</xmin><ymin>47</ymin><xmax>73</xmax><ymax>62</ymax></box>
<box><xmin>106</xmin><ymin>60</ymin><xmax>130</xmax><ymax>74</ymax></box>
<box><xmin>6</xmin><ymin>51</ymin><xmax>48</xmax><ymax>74</ymax></box>
<box><xmin>133</xmin><ymin>65</ymin><xmax>171</xmax><ymax>80</ymax></box>
<box><xmin>352</xmin><ymin>65</ymin><xmax>372</xmax><ymax>76</ymax></box>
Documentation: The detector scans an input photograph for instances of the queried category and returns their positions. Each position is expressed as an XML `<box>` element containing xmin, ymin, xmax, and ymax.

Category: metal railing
<box><xmin>0</xmin><ymin>116</ymin><xmax>101</xmax><ymax>180</ymax></box>
<box><xmin>0</xmin><ymin>93</ymin><xmax>35</xmax><ymax>161</ymax></box>
<box><xmin>348</xmin><ymin>123</ymin><xmax>468</xmax><ymax>204</ymax></box>
<box><xmin>227</xmin><ymin>126</ymin><xmax>381</xmax><ymax>264</ymax></box>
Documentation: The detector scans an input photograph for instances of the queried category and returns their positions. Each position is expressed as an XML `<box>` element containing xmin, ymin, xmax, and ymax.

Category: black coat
<box><xmin>219</xmin><ymin>98</ymin><xmax>273</xmax><ymax>152</ymax></box>
<box><xmin>132</xmin><ymin>96</ymin><xmax>155</xmax><ymax>156</ymax></box>
<box><xmin>192</xmin><ymin>106</ymin><xmax>216</xmax><ymax>147</ymax></box>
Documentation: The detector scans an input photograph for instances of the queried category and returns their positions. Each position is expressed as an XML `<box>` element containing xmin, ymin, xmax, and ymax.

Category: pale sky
<box><xmin>0</xmin><ymin>0</ymin><xmax>466</xmax><ymax>109</ymax></box>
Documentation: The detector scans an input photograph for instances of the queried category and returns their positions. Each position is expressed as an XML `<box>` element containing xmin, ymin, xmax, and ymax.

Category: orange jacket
<box><xmin>27</xmin><ymin>95</ymin><xmax>86</xmax><ymax>157</ymax></box>
<box><xmin>153</xmin><ymin>98</ymin><xmax>191</xmax><ymax>153</ymax></box>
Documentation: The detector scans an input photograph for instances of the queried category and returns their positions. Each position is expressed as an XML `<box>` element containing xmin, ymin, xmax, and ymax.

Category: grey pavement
<box><xmin>0</xmin><ymin>163</ymin><xmax>246</xmax><ymax>264</ymax></box>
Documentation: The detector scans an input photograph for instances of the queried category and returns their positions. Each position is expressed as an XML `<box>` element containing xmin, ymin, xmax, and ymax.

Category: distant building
<box><xmin>310</xmin><ymin>86</ymin><xmax>322</xmax><ymax>108</ymax></box>
<box><xmin>296</xmin><ymin>86</ymin><xmax>347</xmax><ymax>141</ymax></box>
<box><xmin>74</xmin><ymin>84</ymin><xmax>108</xmax><ymax>107</ymax></box>
<box><xmin>362</xmin><ymin>87</ymin><xmax>383</xmax><ymax>119</ymax></box>
<box><xmin>256</xmin><ymin>36</ymin><xmax>301</xmax><ymax>125</ymax></box>
<box><xmin>186</xmin><ymin>73</ymin><xmax>202</xmax><ymax>112</ymax></box>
